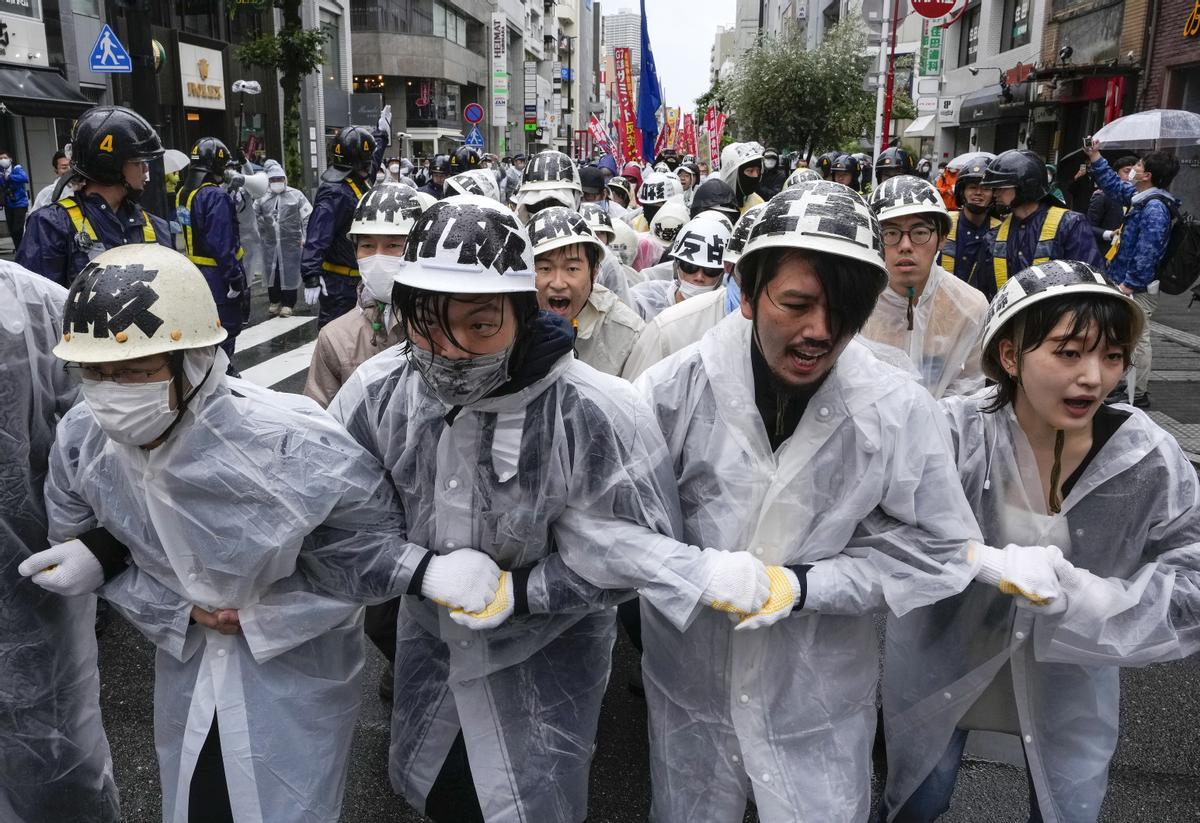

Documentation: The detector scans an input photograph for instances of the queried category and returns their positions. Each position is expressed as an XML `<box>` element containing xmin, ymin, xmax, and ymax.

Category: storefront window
<box><xmin>1001</xmin><ymin>0</ymin><xmax>1031</xmax><ymax>52</ymax></box>
<box><xmin>321</xmin><ymin>10</ymin><xmax>343</xmax><ymax>90</ymax></box>
<box><xmin>1166</xmin><ymin>64</ymin><xmax>1200</xmax><ymax>112</ymax></box>
<box><xmin>406</xmin><ymin>78</ymin><xmax>462</xmax><ymax>126</ymax></box>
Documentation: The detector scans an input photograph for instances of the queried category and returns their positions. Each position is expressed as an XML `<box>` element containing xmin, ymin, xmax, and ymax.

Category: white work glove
<box><xmin>18</xmin><ymin>539</ymin><xmax>104</xmax><ymax>596</ymax></box>
<box><xmin>973</xmin><ymin>542</ymin><xmax>1064</xmax><ymax>607</ymax></box>
<box><xmin>226</xmin><ymin>287</ymin><xmax>242</xmax><ymax>299</ymax></box>
<box><xmin>421</xmin><ymin>548</ymin><xmax>501</xmax><ymax>613</ymax></box>
<box><xmin>304</xmin><ymin>286</ymin><xmax>321</xmax><ymax>306</ymax></box>
<box><xmin>378</xmin><ymin>104</ymin><xmax>392</xmax><ymax>134</ymax></box>
<box><xmin>1017</xmin><ymin>557</ymin><xmax>1124</xmax><ymax>618</ymax></box>
<box><xmin>450</xmin><ymin>571</ymin><xmax>513</xmax><ymax>631</ymax></box>
<box><xmin>700</xmin><ymin>549</ymin><xmax>770</xmax><ymax>615</ymax></box>
<box><xmin>1102</xmin><ymin>230</ymin><xmax>1114</xmax><ymax>242</ymax></box>
<box><xmin>734</xmin><ymin>566</ymin><xmax>802</xmax><ymax>631</ymax></box>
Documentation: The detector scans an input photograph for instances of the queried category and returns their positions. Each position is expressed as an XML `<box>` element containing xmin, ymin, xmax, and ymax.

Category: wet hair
<box><xmin>982</xmin><ymin>292</ymin><xmax>1142</xmax><ymax>413</ymax></box>
<box><xmin>739</xmin><ymin>248</ymin><xmax>886</xmax><ymax>342</ymax></box>
<box><xmin>1141</xmin><ymin>151</ymin><xmax>1180</xmax><ymax>189</ymax></box>
<box><xmin>391</xmin><ymin>283</ymin><xmax>540</xmax><ymax>359</ymax></box>
<box><xmin>536</xmin><ymin>242</ymin><xmax>601</xmax><ymax>278</ymax></box>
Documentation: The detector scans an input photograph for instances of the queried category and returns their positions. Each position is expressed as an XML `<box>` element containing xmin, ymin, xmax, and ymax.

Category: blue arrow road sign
<box><xmin>464</xmin><ymin>124</ymin><xmax>485</xmax><ymax>150</ymax></box>
<box><xmin>89</xmin><ymin>24</ymin><xmax>132</xmax><ymax>73</ymax></box>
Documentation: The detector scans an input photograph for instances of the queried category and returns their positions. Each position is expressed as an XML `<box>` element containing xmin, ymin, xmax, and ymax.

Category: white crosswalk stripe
<box><xmin>238</xmin><ymin>340</ymin><xmax>318</xmax><ymax>388</ymax></box>
<box><xmin>230</xmin><ymin>308</ymin><xmax>321</xmax><ymax>390</ymax></box>
<box><xmin>234</xmin><ymin>315</ymin><xmax>316</xmax><ymax>352</ymax></box>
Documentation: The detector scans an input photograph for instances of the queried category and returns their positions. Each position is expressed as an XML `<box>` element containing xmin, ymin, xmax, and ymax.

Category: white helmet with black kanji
<box><xmin>868</xmin><ymin>174</ymin><xmax>952</xmax><ymax>235</ymax></box>
<box><xmin>349</xmin><ymin>181</ymin><xmax>424</xmax><ymax>236</ymax></box>
<box><xmin>669</xmin><ymin>212</ymin><xmax>733</xmax><ymax>270</ymax></box>
<box><xmin>649</xmin><ymin>199</ymin><xmax>691</xmax><ymax>245</ymax></box>
<box><xmin>54</xmin><ymin>244</ymin><xmax>226</xmax><ymax>363</ymax></box>
<box><xmin>447</xmin><ymin>168</ymin><xmax>502</xmax><ymax>202</ymax></box>
<box><xmin>724</xmin><ymin>203</ymin><xmax>767</xmax><ymax>266</ymax></box>
<box><xmin>638</xmin><ymin>171</ymin><xmax>684</xmax><ymax>206</ymax></box>
<box><xmin>527</xmin><ymin>206</ymin><xmax>605</xmax><ymax>257</ymax></box>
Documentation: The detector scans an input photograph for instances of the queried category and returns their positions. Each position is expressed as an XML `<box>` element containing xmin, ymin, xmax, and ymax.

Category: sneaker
<box><xmin>279</xmin><ymin>306</ymin><xmax>293</xmax><ymax>318</ymax></box>
<box><xmin>1133</xmin><ymin>392</ymin><xmax>1150</xmax><ymax>408</ymax></box>
<box><xmin>268</xmin><ymin>303</ymin><xmax>281</xmax><ymax>316</ymax></box>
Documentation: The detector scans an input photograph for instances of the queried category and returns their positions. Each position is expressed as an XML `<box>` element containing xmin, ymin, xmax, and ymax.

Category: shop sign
<box><xmin>179</xmin><ymin>42</ymin><xmax>225</xmax><ymax>110</ymax></box>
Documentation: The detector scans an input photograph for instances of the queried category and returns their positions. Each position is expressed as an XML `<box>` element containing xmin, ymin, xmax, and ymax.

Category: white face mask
<box><xmin>375</xmin><ymin>172</ymin><xmax>386</xmax><ymax>184</ymax></box>
<box><xmin>676</xmin><ymin>276</ymin><xmax>721</xmax><ymax>299</ymax></box>
<box><xmin>81</xmin><ymin>378</ymin><xmax>177</xmax><ymax>446</ymax></box>
<box><xmin>764</xmin><ymin>159</ymin><xmax>778</xmax><ymax>169</ymax></box>
<box><xmin>358</xmin><ymin>253</ymin><xmax>405</xmax><ymax>303</ymax></box>
<box><xmin>1127</xmin><ymin>167</ymin><xmax>1138</xmax><ymax>183</ymax></box>
<box><xmin>269</xmin><ymin>181</ymin><xmax>286</xmax><ymax>194</ymax></box>
<box><xmin>389</xmin><ymin>164</ymin><xmax>400</xmax><ymax>173</ymax></box>
<box><xmin>0</xmin><ymin>158</ymin><xmax>10</xmax><ymax>169</ymax></box>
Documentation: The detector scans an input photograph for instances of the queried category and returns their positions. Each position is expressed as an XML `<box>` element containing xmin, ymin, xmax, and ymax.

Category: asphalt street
<box><xmin>54</xmin><ymin>264</ymin><xmax>1200</xmax><ymax>822</ymax></box>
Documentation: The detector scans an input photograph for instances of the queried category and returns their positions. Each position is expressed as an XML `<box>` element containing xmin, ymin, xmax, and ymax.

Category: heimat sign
<box><xmin>179</xmin><ymin>42</ymin><xmax>225</xmax><ymax>110</ymax></box>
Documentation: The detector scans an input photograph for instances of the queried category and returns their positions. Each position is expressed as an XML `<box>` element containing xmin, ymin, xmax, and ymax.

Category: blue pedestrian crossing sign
<box><xmin>89</xmin><ymin>24</ymin><xmax>132</xmax><ymax>74</ymax></box>
<box><xmin>464</xmin><ymin>124</ymin><xmax>485</xmax><ymax>150</ymax></box>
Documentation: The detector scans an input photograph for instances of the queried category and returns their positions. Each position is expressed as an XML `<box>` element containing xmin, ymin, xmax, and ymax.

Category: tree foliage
<box><xmin>235</xmin><ymin>0</ymin><xmax>328</xmax><ymax>182</ymax></box>
<box><xmin>723</xmin><ymin>21</ymin><xmax>876</xmax><ymax>157</ymax></box>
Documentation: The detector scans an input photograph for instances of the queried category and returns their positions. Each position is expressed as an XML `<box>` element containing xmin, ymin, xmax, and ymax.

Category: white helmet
<box><xmin>395</xmin><ymin>194</ymin><xmax>536</xmax><ymax>294</ymax></box>
<box><xmin>980</xmin><ymin>260</ymin><xmax>1143</xmax><ymax>381</ymax></box>
<box><xmin>784</xmin><ymin>168</ymin><xmax>822</xmax><ymax>189</ymax></box>
<box><xmin>579</xmin><ymin>203</ymin><xmax>616</xmax><ymax>238</ymax></box>
<box><xmin>653</xmin><ymin>161</ymin><xmax>670</xmax><ymax>172</ymax></box>
<box><xmin>691</xmin><ymin>209</ymin><xmax>734</xmax><ymax>235</ymax></box>
<box><xmin>736</xmin><ymin>180</ymin><xmax>886</xmax><ymax>279</ymax></box>
<box><xmin>447</xmin><ymin>168</ymin><xmax>502</xmax><ymax>201</ymax></box>
<box><xmin>669</xmin><ymin>212</ymin><xmax>733</xmax><ymax>270</ymax></box>
<box><xmin>349</xmin><ymin>182</ymin><xmax>424</xmax><ymax>236</ymax></box>
<box><xmin>868</xmin><ymin>174</ymin><xmax>952</xmax><ymax>235</ymax></box>
<box><xmin>55</xmin><ymin>244</ymin><xmax>227</xmax><ymax>363</ymax></box>
<box><xmin>649</xmin><ymin>199</ymin><xmax>691</xmax><ymax>245</ymax></box>
<box><xmin>608</xmin><ymin>218</ymin><xmax>639</xmax><ymax>266</ymax></box>
<box><xmin>527</xmin><ymin>206</ymin><xmax>605</xmax><ymax>258</ymax></box>
<box><xmin>413</xmin><ymin>191</ymin><xmax>438</xmax><ymax>212</ymax></box>
<box><xmin>518</xmin><ymin>150</ymin><xmax>581</xmax><ymax>194</ymax></box>
<box><xmin>638</xmin><ymin>171</ymin><xmax>683</xmax><ymax>206</ymax></box>
<box><xmin>724</xmin><ymin>203</ymin><xmax>767</xmax><ymax>266</ymax></box>
<box><xmin>719</xmin><ymin>141</ymin><xmax>764</xmax><ymax>189</ymax></box>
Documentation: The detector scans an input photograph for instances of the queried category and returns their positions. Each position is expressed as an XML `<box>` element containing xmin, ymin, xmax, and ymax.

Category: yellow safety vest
<box><xmin>941</xmin><ymin>211</ymin><xmax>999</xmax><ymax>274</ymax></box>
<box><xmin>319</xmin><ymin>176</ymin><xmax>367</xmax><ymax>277</ymax></box>
<box><xmin>61</xmin><ymin>196</ymin><xmax>157</xmax><ymax>245</ymax></box>
<box><xmin>176</xmin><ymin>182</ymin><xmax>245</xmax><ymax>267</ymax></box>
<box><xmin>993</xmin><ymin>206</ymin><xmax>1067</xmax><ymax>290</ymax></box>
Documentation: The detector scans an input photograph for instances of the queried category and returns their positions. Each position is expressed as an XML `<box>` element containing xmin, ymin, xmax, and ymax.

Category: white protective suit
<box><xmin>629</xmin><ymin>277</ymin><xmax>680</xmax><ymax>321</ymax></box>
<box><xmin>882</xmin><ymin>391</ymin><xmax>1200</xmax><ymax>823</ymax></box>
<box><xmin>44</xmin><ymin>353</ymin><xmax>414</xmax><ymax>823</ymax></box>
<box><xmin>575</xmin><ymin>282</ymin><xmax>644</xmax><ymax>376</ymax></box>
<box><xmin>622</xmin><ymin>286</ymin><xmax>727</xmax><ymax>380</ymax></box>
<box><xmin>328</xmin><ymin>327</ymin><xmax>729</xmax><ymax>823</ymax></box>
<box><xmin>640</xmin><ymin>259</ymin><xmax>675</xmax><ymax>281</ymax></box>
<box><xmin>597</xmin><ymin>247</ymin><xmax>633</xmax><ymax>308</ymax></box>
<box><xmin>256</xmin><ymin>160</ymin><xmax>313</xmax><ymax>293</ymax></box>
<box><xmin>860</xmin><ymin>264</ymin><xmax>988</xmax><ymax>399</ymax></box>
<box><xmin>634</xmin><ymin>313</ymin><xmax>981</xmax><ymax>823</ymax></box>
<box><xmin>1</xmin><ymin>265</ymin><xmax>119</xmax><ymax>822</ymax></box>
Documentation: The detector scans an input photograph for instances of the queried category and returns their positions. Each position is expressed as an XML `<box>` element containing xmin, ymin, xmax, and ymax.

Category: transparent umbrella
<box><xmin>1092</xmin><ymin>109</ymin><xmax>1200</xmax><ymax>150</ymax></box>
<box><xmin>948</xmin><ymin>151</ymin><xmax>996</xmax><ymax>172</ymax></box>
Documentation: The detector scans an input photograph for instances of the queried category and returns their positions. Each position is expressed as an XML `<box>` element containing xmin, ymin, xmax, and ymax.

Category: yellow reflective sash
<box><xmin>321</xmin><ymin>261</ymin><xmax>360</xmax><ymax>277</ymax></box>
<box><xmin>62</xmin><ymin>196</ymin><xmax>157</xmax><ymax>244</ymax></box>
<box><xmin>178</xmin><ymin>183</ymin><xmax>244</xmax><ymax>267</ymax></box>
<box><xmin>993</xmin><ymin>207</ymin><xmax>1066</xmax><ymax>289</ymax></box>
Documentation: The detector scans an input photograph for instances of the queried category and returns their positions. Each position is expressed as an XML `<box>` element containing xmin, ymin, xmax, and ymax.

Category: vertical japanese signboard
<box><xmin>491</xmin><ymin>14</ymin><xmax>508</xmax><ymax>152</ymax></box>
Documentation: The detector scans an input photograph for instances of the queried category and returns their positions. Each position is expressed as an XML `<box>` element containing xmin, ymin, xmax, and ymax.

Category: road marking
<box><xmin>234</xmin><ymin>315</ymin><xmax>316</xmax><ymax>352</ymax></box>
<box><xmin>238</xmin><ymin>340</ymin><xmax>317</xmax><ymax>388</ymax></box>
<box><xmin>1151</xmin><ymin>322</ymin><xmax>1200</xmax><ymax>353</ymax></box>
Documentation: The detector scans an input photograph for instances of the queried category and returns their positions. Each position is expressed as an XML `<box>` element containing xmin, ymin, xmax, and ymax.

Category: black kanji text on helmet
<box><xmin>66</xmin><ymin>262</ymin><xmax>165</xmax><ymax>340</ymax></box>
<box><xmin>406</xmin><ymin>203</ymin><xmax>529</xmax><ymax>274</ymax></box>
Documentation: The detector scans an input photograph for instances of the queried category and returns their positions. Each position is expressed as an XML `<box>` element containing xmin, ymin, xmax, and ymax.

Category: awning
<box><xmin>0</xmin><ymin>67</ymin><xmax>92</xmax><ymax>119</ymax></box>
<box><xmin>904</xmin><ymin>114</ymin><xmax>936</xmax><ymax>138</ymax></box>
<box><xmin>958</xmin><ymin>82</ymin><xmax>1030</xmax><ymax>126</ymax></box>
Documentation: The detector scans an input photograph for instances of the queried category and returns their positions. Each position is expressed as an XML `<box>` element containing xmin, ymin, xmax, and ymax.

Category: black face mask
<box><xmin>964</xmin><ymin>201</ymin><xmax>989</xmax><ymax>216</ymax></box>
<box><xmin>525</xmin><ymin>199</ymin><xmax>555</xmax><ymax>216</ymax></box>
<box><xmin>738</xmin><ymin>170</ymin><xmax>760</xmax><ymax>199</ymax></box>
<box><xmin>642</xmin><ymin>202</ymin><xmax>662</xmax><ymax>224</ymax></box>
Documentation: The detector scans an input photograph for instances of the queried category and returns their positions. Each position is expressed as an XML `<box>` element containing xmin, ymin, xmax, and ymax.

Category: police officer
<box><xmin>449</xmin><ymin>145</ymin><xmax>480</xmax><ymax>176</ymax></box>
<box><xmin>300</xmin><ymin>125</ymin><xmax>377</xmax><ymax>327</ymax></box>
<box><xmin>418</xmin><ymin>153</ymin><xmax>452</xmax><ymax>201</ymax></box>
<box><xmin>18</xmin><ymin>106</ymin><xmax>171</xmax><ymax>286</ymax></box>
<box><xmin>874</xmin><ymin>146</ymin><xmax>916</xmax><ymax>186</ymax></box>
<box><xmin>176</xmin><ymin>137</ymin><xmax>247</xmax><ymax>362</ymax></box>
<box><xmin>939</xmin><ymin>152</ymin><xmax>999</xmax><ymax>293</ymax></box>
<box><xmin>972</xmin><ymin>149</ymin><xmax>1103</xmax><ymax>300</ymax></box>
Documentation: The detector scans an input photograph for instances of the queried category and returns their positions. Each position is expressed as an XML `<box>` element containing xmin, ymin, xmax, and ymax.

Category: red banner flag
<box><xmin>588</xmin><ymin>114</ymin><xmax>619</xmax><ymax>160</ymax></box>
<box><xmin>614</xmin><ymin>47</ymin><xmax>641</xmax><ymax>162</ymax></box>
<box><xmin>681</xmin><ymin>113</ymin><xmax>697</xmax><ymax>157</ymax></box>
<box><xmin>705</xmin><ymin>106</ymin><xmax>721</xmax><ymax>170</ymax></box>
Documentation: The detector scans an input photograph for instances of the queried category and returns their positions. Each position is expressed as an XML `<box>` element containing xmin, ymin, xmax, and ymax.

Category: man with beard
<box><xmin>632</xmin><ymin>180</ymin><xmax>981</xmax><ymax>822</ymax></box>
<box><xmin>972</xmin><ymin>150</ymin><xmax>1102</xmax><ymax>300</ymax></box>
<box><xmin>939</xmin><ymin>153</ymin><xmax>998</xmax><ymax>293</ymax></box>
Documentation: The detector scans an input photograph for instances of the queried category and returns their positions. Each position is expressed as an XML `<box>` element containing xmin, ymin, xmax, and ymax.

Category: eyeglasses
<box><xmin>880</xmin><ymin>225</ymin><xmax>937</xmax><ymax>247</ymax></box>
<box><xmin>66</xmin><ymin>362</ymin><xmax>171</xmax><ymax>382</ymax></box>
<box><xmin>677</xmin><ymin>260</ymin><xmax>723</xmax><ymax>277</ymax></box>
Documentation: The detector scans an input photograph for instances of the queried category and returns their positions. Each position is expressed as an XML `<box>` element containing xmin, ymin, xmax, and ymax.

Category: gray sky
<box><xmin>625</xmin><ymin>0</ymin><xmax>736</xmax><ymax>111</ymax></box>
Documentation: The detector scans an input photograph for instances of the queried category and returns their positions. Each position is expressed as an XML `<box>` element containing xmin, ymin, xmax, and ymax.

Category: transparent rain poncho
<box><xmin>44</xmin><ymin>355</ymin><xmax>415</xmax><ymax>823</ymax></box>
<box><xmin>0</xmin><ymin>265</ymin><xmax>119</xmax><ymax>822</ymax></box>
<box><xmin>328</xmin><ymin>339</ymin><xmax>723</xmax><ymax>823</ymax></box>
<box><xmin>859</xmin><ymin>264</ymin><xmax>988</xmax><ymax>399</ymax></box>
<box><xmin>632</xmin><ymin>314</ymin><xmax>980</xmax><ymax>823</ymax></box>
<box><xmin>256</xmin><ymin>162</ymin><xmax>312</xmax><ymax>292</ymax></box>
<box><xmin>882</xmin><ymin>390</ymin><xmax>1200</xmax><ymax>822</ymax></box>
<box><xmin>573</xmin><ymin>282</ymin><xmax>644</xmax><ymax>376</ymax></box>
<box><xmin>629</xmin><ymin>277</ymin><xmax>679</xmax><ymax>321</ymax></box>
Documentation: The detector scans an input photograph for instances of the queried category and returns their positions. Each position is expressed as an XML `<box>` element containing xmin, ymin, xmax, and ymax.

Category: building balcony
<box><xmin>350</xmin><ymin>31</ymin><xmax>487</xmax><ymax>88</ymax></box>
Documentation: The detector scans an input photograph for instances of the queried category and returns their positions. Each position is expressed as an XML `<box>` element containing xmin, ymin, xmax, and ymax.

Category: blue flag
<box><xmin>636</xmin><ymin>0</ymin><xmax>662</xmax><ymax>161</ymax></box>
